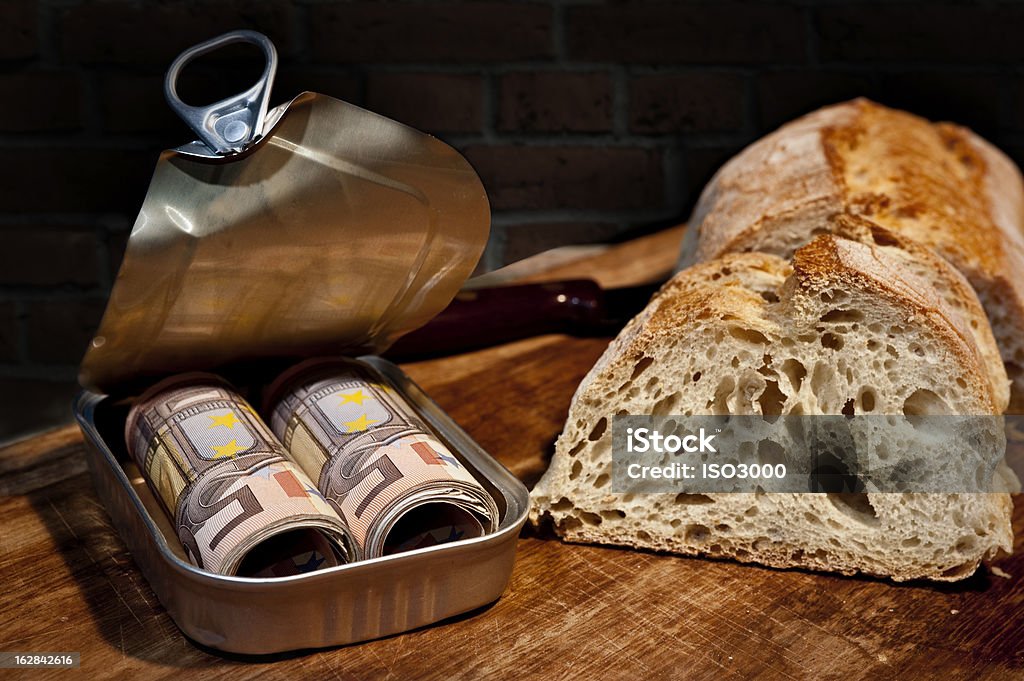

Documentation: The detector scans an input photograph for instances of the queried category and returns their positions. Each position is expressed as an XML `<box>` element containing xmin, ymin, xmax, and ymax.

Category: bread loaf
<box><xmin>679</xmin><ymin>98</ymin><xmax>1024</xmax><ymax>411</ymax></box>
<box><xmin>530</xmin><ymin>234</ymin><xmax>1015</xmax><ymax>581</ymax></box>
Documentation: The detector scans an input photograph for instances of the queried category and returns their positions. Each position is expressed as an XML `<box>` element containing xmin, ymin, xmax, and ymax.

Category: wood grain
<box><xmin>2</xmin><ymin>225</ymin><xmax>1023</xmax><ymax>680</ymax></box>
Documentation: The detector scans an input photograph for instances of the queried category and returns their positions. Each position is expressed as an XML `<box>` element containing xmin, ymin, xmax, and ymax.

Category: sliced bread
<box><xmin>531</xmin><ymin>234</ymin><xmax>1015</xmax><ymax>581</ymax></box>
<box><xmin>679</xmin><ymin>98</ymin><xmax>1024</xmax><ymax>411</ymax></box>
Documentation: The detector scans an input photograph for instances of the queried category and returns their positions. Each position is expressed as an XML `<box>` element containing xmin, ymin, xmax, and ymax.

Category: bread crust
<box><xmin>681</xmin><ymin>98</ymin><xmax>1024</xmax><ymax>411</ymax></box>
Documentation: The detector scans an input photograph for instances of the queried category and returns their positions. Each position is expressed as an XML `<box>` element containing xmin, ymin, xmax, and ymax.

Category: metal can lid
<box><xmin>80</xmin><ymin>91</ymin><xmax>488</xmax><ymax>393</ymax></box>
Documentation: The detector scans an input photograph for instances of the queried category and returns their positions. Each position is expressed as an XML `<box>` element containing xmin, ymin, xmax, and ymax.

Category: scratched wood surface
<box><xmin>2</xmin><ymin>226</ymin><xmax>1023</xmax><ymax>680</ymax></box>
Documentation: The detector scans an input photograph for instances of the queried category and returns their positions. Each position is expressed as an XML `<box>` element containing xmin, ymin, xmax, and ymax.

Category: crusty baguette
<box><xmin>826</xmin><ymin>215</ymin><xmax>1008</xmax><ymax>412</ymax></box>
<box><xmin>531</xmin><ymin>234</ymin><xmax>1015</xmax><ymax>581</ymax></box>
<box><xmin>679</xmin><ymin>98</ymin><xmax>1024</xmax><ymax>412</ymax></box>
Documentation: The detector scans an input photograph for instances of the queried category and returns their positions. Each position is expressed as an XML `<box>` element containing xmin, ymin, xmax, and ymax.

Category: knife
<box><xmin>385</xmin><ymin>279</ymin><xmax>663</xmax><ymax>360</ymax></box>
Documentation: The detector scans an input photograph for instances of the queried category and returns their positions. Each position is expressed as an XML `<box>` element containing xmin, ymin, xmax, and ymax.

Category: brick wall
<box><xmin>3</xmin><ymin>0</ymin><xmax>1024</xmax><ymax>440</ymax></box>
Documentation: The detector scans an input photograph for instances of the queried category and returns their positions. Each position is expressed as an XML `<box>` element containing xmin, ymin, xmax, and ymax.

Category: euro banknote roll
<box><xmin>126</xmin><ymin>374</ymin><xmax>356</xmax><ymax>577</ymax></box>
<box><xmin>266</xmin><ymin>359</ymin><xmax>499</xmax><ymax>559</ymax></box>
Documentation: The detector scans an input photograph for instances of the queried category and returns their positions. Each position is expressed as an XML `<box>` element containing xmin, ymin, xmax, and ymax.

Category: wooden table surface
<box><xmin>2</xmin><ymin>226</ymin><xmax>1023</xmax><ymax>680</ymax></box>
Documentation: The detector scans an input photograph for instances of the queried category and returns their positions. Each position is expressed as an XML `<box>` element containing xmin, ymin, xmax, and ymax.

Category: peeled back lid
<box><xmin>79</xmin><ymin>31</ymin><xmax>489</xmax><ymax>393</ymax></box>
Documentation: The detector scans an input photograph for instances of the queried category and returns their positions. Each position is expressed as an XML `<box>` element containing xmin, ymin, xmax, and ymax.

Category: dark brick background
<box><xmin>3</xmin><ymin>0</ymin><xmax>1024</xmax><ymax>441</ymax></box>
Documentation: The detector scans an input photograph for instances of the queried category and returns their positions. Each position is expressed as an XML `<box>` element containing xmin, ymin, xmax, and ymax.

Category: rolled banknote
<box><xmin>126</xmin><ymin>373</ymin><xmax>356</xmax><ymax>577</ymax></box>
<box><xmin>265</xmin><ymin>358</ymin><xmax>499</xmax><ymax>559</ymax></box>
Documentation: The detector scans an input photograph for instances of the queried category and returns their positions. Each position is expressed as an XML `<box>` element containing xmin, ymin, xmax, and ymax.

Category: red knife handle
<box><xmin>385</xmin><ymin>280</ymin><xmax>605</xmax><ymax>359</ymax></box>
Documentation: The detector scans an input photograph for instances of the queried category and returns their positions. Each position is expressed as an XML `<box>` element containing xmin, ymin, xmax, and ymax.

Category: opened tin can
<box><xmin>72</xmin><ymin>30</ymin><xmax>527</xmax><ymax>654</ymax></box>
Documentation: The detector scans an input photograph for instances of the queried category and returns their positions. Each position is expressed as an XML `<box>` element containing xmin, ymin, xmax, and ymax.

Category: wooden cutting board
<box><xmin>1</xmin><ymin>226</ymin><xmax>1022</xmax><ymax>680</ymax></box>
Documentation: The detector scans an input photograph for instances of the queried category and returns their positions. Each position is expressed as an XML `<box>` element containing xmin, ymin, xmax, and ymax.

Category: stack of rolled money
<box><xmin>126</xmin><ymin>361</ymin><xmax>499</xmax><ymax>576</ymax></box>
<box><xmin>265</xmin><ymin>358</ymin><xmax>499</xmax><ymax>559</ymax></box>
<box><xmin>125</xmin><ymin>374</ymin><xmax>356</xmax><ymax>577</ymax></box>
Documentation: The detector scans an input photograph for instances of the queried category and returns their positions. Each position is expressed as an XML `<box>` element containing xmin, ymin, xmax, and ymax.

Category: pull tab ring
<box><xmin>165</xmin><ymin>30</ymin><xmax>278</xmax><ymax>156</ymax></box>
